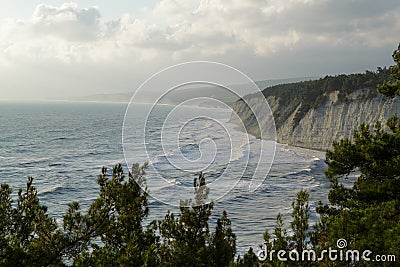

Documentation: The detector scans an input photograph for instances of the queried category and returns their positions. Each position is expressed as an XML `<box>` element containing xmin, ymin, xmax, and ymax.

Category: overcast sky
<box><xmin>0</xmin><ymin>0</ymin><xmax>399</xmax><ymax>100</ymax></box>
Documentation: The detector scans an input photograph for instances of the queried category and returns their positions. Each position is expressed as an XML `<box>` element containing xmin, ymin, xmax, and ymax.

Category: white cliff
<box><xmin>231</xmin><ymin>88</ymin><xmax>400</xmax><ymax>151</ymax></box>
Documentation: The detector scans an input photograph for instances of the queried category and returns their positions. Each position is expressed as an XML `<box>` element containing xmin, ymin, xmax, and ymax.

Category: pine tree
<box><xmin>158</xmin><ymin>172</ymin><xmax>214</xmax><ymax>266</ymax></box>
<box><xmin>290</xmin><ymin>190</ymin><xmax>310</xmax><ymax>258</ymax></box>
<box><xmin>378</xmin><ymin>43</ymin><xmax>400</xmax><ymax>97</ymax></box>
<box><xmin>273</xmin><ymin>213</ymin><xmax>288</xmax><ymax>252</ymax></box>
<box><xmin>72</xmin><ymin>163</ymin><xmax>159</xmax><ymax>266</ymax></box>
<box><xmin>210</xmin><ymin>210</ymin><xmax>236</xmax><ymax>266</ymax></box>
<box><xmin>316</xmin><ymin>116</ymin><xmax>400</xmax><ymax>261</ymax></box>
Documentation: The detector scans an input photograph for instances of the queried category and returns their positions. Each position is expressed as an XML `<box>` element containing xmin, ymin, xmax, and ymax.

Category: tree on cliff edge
<box><xmin>378</xmin><ymin>43</ymin><xmax>400</xmax><ymax>97</ymax></box>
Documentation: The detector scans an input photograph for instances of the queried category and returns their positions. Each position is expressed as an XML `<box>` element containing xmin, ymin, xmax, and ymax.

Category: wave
<box><xmin>17</xmin><ymin>157</ymin><xmax>51</xmax><ymax>167</ymax></box>
<box><xmin>38</xmin><ymin>185</ymin><xmax>66</xmax><ymax>196</ymax></box>
<box><xmin>309</xmin><ymin>157</ymin><xmax>328</xmax><ymax>177</ymax></box>
<box><xmin>48</xmin><ymin>163</ymin><xmax>65</xmax><ymax>167</ymax></box>
<box><xmin>50</xmin><ymin>137</ymin><xmax>68</xmax><ymax>141</ymax></box>
<box><xmin>280</xmin><ymin>156</ymin><xmax>327</xmax><ymax>180</ymax></box>
<box><xmin>283</xmin><ymin>168</ymin><xmax>312</xmax><ymax>178</ymax></box>
<box><xmin>166</xmin><ymin>178</ymin><xmax>182</xmax><ymax>185</ymax></box>
<box><xmin>201</xmin><ymin>120</ymin><xmax>213</xmax><ymax>130</ymax></box>
<box><xmin>0</xmin><ymin>156</ymin><xmax>16</xmax><ymax>159</ymax></box>
<box><xmin>149</xmin><ymin>179</ymin><xmax>183</xmax><ymax>193</ymax></box>
<box><xmin>150</xmin><ymin>141</ymin><xmax>210</xmax><ymax>165</ymax></box>
<box><xmin>150</xmin><ymin>150</ymin><xmax>177</xmax><ymax>165</ymax></box>
<box><xmin>180</xmin><ymin>143</ymin><xmax>200</xmax><ymax>152</ymax></box>
<box><xmin>310</xmin><ymin>157</ymin><xmax>327</xmax><ymax>168</ymax></box>
<box><xmin>230</xmin><ymin>142</ymin><xmax>250</xmax><ymax>162</ymax></box>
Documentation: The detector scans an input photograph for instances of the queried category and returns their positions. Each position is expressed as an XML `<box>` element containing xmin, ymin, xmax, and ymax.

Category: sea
<box><xmin>0</xmin><ymin>100</ymin><xmax>330</xmax><ymax>256</ymax></box>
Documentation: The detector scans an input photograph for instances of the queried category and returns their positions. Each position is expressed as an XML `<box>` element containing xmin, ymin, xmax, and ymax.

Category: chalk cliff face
<box><xmin>231</xmin><ymin>88</ymin><xmax>400</xmax><ymax>151</ymax></box>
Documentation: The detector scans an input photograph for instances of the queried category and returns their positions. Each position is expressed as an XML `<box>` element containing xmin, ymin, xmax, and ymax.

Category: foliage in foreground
<box><xmin>0</xmin><ymin>164</ymin><xmax>318</xmax><ymax>266</ymax></box>
<box><xmin>0</xmin><ymin>165</ymin><xmax>237</xmax><ymax>266</ymax></box>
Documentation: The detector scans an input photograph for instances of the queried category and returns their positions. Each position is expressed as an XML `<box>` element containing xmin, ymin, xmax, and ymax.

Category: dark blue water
<box><xmin>0</xmin><ymin>100</ymin><xmax>330</xmax><ymax>255</ymax></box>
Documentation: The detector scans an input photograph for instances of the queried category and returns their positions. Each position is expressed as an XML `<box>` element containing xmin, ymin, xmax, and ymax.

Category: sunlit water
<box><xmin>0</xmin><ymin>101</ymin><xmax>330</xmax><ymax>256</ymax></box>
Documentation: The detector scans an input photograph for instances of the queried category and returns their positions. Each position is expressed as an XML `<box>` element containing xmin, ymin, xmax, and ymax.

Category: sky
<box><xmin>0</xmin><ymin>0</ymin><xmax>399</xmax><ymax>100</ymax></box>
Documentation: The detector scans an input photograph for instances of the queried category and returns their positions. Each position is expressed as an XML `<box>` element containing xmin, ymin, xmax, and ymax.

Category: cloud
<box><xmin>0</xmin><ymin>3</ymin><xmax>103</xmax><ymax>63</ymax></box>
<box><xmin>0</xmin><ymin>1</ymin><xmax>399</xmax><ymax>99</ymax></box>
<box><xmin>2</xmin><ymin>0</ymin><xmax>400</xmax><ymax>64</ymax></box>
<box><xmin>31</xmin><ymin>3</ymin><xmax>101</xmax><ymax>41</ymax></box>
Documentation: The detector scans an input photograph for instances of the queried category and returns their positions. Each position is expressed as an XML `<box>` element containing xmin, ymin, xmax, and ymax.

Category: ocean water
<box><xmin>0</xmin><ymin>101</ymin><xmax>330</xmax><ymax>256</ymax></box>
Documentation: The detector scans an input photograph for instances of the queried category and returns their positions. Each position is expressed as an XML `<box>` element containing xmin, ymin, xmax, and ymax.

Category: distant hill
<box><xmin>69</xmin><ymin>93</ymin><xmax>131</xmax><ymax>103</ymax></box>
<box><xmin>69</xmin><ymin>77</ymin><xmax>316</xmax><ymax>106</ymax></box>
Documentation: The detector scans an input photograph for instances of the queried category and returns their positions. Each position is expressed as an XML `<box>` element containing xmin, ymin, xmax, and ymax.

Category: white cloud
<box><xmin>0</xmin><ymin>0</ymin><xmax>399</xmax><ymax>99</ymax></box>
<box><xmin>31</xmin><ymin>3</ymin><xmax>101</xmax><ymax>41</ymax></box>
<box><xmin>2</xmin><ymin>0</ymin><xmax>400</xmax><ymax>64</ymax></box>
